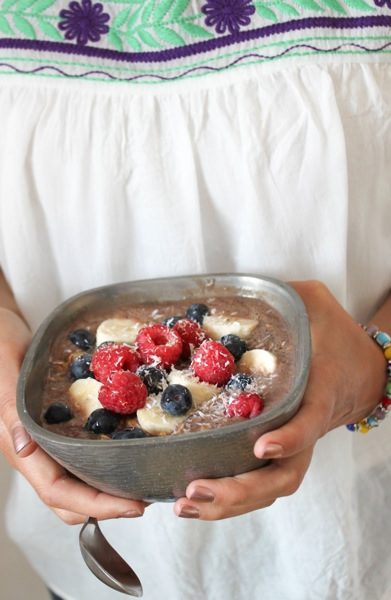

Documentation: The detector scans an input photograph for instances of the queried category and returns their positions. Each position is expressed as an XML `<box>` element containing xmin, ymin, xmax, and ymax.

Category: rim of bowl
<box><xmin>17</xmin><ymin>273</ymin><xmax>311</xmax><ymax>448</ymax></box>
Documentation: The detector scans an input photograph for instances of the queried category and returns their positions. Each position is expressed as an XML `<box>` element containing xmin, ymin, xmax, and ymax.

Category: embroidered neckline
<box><xmin>0</xmin><ymin>0</ymin><xmax>390</xmax><ymax>83</ymax></box>
<box><xmin>1</xmin><ymin>15</ymin><xmax>391</xmax><ymax>59</ymax></box>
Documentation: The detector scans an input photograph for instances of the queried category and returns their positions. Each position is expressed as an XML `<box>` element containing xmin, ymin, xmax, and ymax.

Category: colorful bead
<box><xmin>374</xmin><ymin>406</ymin><xmax>386</xmax><ymax>420</ymax></box>
<box><xmin>346</xmin><ymin>423</ymin><xmax>358</xmax><ymax>431</ymax></box>
<box><xmin>375</xmin><ymin>331</ymin><xmax>391</xmax><ymax>346</ymax></box>
<box><xmin>366</xmin><ymin>416</ymin><xmax>379</xmax><ymax>428</ymax></box>
<box><xmin>347</xmin><ymin>324</ymin><xmax>391</xmax><ymax>433</ymax></box>
<box><xmin>358</xmin><ymin>421</ymin><xmax>370</xmax><ymax>433</ymax></box>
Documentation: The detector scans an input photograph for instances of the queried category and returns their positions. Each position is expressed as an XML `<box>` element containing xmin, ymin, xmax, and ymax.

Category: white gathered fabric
<box><xmin>0</xmin><ymin>59</ymin><xmax>391</xmax><ymax>600</ymax></box>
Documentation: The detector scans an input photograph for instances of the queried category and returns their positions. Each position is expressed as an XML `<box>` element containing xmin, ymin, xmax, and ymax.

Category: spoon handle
<box><xmin>79</xmin><ymin>517</ymin><xmax>143</xmax><ymax>597</ymax></box>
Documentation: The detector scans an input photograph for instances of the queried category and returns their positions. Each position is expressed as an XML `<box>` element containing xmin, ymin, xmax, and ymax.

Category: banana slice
<box><xmin>202</xmin><ymin>315</ymin><xmax>258</xmax><ymax>340</ymax></box>
<box><xmin>137</xmin><ymin>401</ymin><xmax>186</xmax><ymax>435</ymax></box>
<box><xmin>238</xmin><ymin>349</ymin><xmax>277</xmax><ymax>376</ymax></box>
<box><xmin>96</xmin><ymin>318</ymin><xmax>142</xmax><ymax>346</ymax></box>
<box><xmin>68</xmin><ymin>377</ymin><xmax>103</xmax><ymax>418</ymax></box>
<box><xmin>167</xmin><ymin>369</ymin><xmax>220</xmax><ymax>408</ymax></box>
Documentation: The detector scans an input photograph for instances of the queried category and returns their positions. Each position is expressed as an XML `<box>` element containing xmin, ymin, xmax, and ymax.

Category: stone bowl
<box><xmin>17</xmin><ymin>273</ymin><xmax>310</xmax><ymax>502</ymax></box>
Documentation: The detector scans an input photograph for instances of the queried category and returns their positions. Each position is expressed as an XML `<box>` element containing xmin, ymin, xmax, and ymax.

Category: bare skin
<box><xmin>1</xmin><ymin>273</ymin><xmax>390</xmax><ymax>523</ymax></box>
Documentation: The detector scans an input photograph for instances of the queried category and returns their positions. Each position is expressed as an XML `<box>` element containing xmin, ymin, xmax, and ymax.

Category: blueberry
<box><xmin>161</xmin><ymin>384</ymin><xmax>192</xmax><ymax>416</ymax></box>
<box><xmin>44</xmin><ymin>402</ymin><xmax>73</xmax><ymax>424</ymax></box>
<box><xmin>185</xmin><ymin>303</ymin><xmax>209</xmax><ymax>325</ymax></box>
<box><xmin>162</xmin><ymin>315</ymin><xmax>182</xmax><ymax>328</ymax></box>
<box><xmin>111</xmin><ymin>427</ymin><xmax>148</xmax><ymax>440</ymax></box>
<box><xmin>137</xmin><ymin>365</ymin><xmax>167</xmax><ymax>395</ymax></box>
<box><xmin>70</xmin><ymin>353</ymin><xmax>92</xmax><ymax>380</ymax></box>
<box><xmin>85</xmin><ymin>409</ymin><xmax>120</xmax><ymax>434</ymax></box>
<box><xmin>226</xmin><ymin>373</ymin><xmax>254</xmax><ymax>391</ymax></box>
<box><xmin>68</xmin><ymin>329</ymin><xmax>96</xmax><ymax>350</ymax></box>
<box><xmin>220</xmin><ymin>334</ymin><xmax>247</xmax><ymax>361</ymax></box>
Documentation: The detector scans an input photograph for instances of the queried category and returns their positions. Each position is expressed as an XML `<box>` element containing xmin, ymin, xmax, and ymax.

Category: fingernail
<box><xmin>178</xmin><ymin>506</ymin><xmax>200</xmax><ymax>519</ymax></box>
<box><xmin>188</xmin><ymin>486</ymin><xmax>215</xmax><ymax>502</ymax></box>
<box><xmin>122</xmin><ymin>509</ymin><xmax>143</xmax><ymax>518</ymax></box>
<box><xmin>261</xmin><ymin>443</ymin><xmax>283</xmax><ymax>459</ymax></box>
<box><xmin>11</xmin><ymin>424</ymin><xmax>32</xmax><ymax>454</ymax></box>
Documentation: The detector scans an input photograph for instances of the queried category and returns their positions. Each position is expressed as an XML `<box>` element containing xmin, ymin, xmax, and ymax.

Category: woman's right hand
<box><xmin>0</xmin><ymin>306</ymin><xmax>147</xmax><ymax>525</ymax></box>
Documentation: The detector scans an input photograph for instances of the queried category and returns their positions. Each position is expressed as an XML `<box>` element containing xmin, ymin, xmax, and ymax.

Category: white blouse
<box><xmin>0</xmin><ymin>0</ymin><xmax>391</xmax><ymax>595</ymax></box>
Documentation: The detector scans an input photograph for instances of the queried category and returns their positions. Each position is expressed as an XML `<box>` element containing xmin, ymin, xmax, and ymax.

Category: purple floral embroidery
<box><xmin>374</xmin><ymin>0</ymin><xmax>391</xmax><ymax>7</ymax></box>
<box><xmin>58</xmin><ymin>0</ymin><xmax>110</xmax><ymax>46</ymax></box>
<box><xmin>201</xmin><ymin>0</ymin><xmax>256</xmax><ymax>35</ymax></box>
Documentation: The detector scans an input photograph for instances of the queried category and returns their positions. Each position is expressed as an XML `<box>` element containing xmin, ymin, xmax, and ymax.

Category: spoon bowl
<box><xmin>79</xmin><ymin>517</ymin><xmax>143</xmax><ymax>597</ymax></box>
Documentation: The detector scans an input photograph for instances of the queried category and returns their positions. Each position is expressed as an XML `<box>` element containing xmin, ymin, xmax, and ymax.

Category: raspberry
<box><xmin>98</xmin><ymin>371</ymin><xmax>147</xmax><ymax>415</ymax></box>
<box><xmin>226</xmin><ymin>392</ymin><xmax>264</xmax><ymax>419</ymax></box>
<box><xmin>136</xmin><ymin>323</ymin><xmax>183</xmax><ymax>368</ymax></box>
<box><xmin>192</xmin><ymin>340</ymin><xmax>235</xmax><ymax>386</ymax></box>
<box><xmin>173</xmin><ymin>318</ymin><xmax>206</xmax><ymax>358</ymax></box>
<box><xmin>91</xmin><ymin>343</ymin><xmax>140</xmax><ymax>384</ymax></box>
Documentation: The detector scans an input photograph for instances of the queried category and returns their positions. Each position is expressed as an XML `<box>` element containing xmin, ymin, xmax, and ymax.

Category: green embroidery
<box><xmin>37</xmin><ymin>14</ymin><xmax>62</xmax><ymax>38</ymax></box>
<box><xmin>255</xmin><ymin>0</ymin><xmax>374</xmax><ymax>21</ymax></box>
<box><xmin>319</xmin><ymin>0</ymin><xmax>346</xmax><ymax>14</ymax></box>
<box><xmin>255</xmin><ymin>3</ymin><xmax>279</xmax><ymax>21</ymax></box>
<box><xmin>0</xmin><ymin>14</ymin><xmax>13</xmax><ymax>32</ymax></box>
<box><xmin>3</xmin><ymin>0</ymin><xmax>18</xmax><ymax>9</ymax></box>
<box><xmin>109</xmin><ymin>1</ymin><xmax>212</xmax><ymax>51</ymax></box>
<box><xmin>344</xmin><ymin>0</ymin><xmax>375</xmax><ymax>10</ymax></box>
<box><xmin>30</xmin><ymin>0</ymin><xmax>59</xmax><ymax>11</ymax></box>
<box><xmin>13</xmin><ymin>13</ymin><xmax>36</xmax><ymax>36</ymax></box>
<box><xmin>0</xmin><ymin>0</ymin><xmax>59</xmax><ymax>40</ymax></box>
<box><xmin>107</xmin><ymin>28</ymin><xmax>123</xmax><ymax>49</ymax></box>
<box><xmin>16</xmin><ymin>0</ymin><xmax>39</xmax><ymax>10</ymax></box>
<box><xmin>274</xmin><ymin>2</ymin><xmax>300</xmax><ymax>15</ymax></box>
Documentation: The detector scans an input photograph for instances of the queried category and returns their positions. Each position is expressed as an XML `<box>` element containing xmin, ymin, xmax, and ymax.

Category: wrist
<box><xmin>347</xmin><ymin>325</ymin><xmax>391</xmax><ymax>432</ymax></box>
<box><xmin>0</xmin><ymin>307</ymin><xmax>31</xmax><ymax>362</ymax></box>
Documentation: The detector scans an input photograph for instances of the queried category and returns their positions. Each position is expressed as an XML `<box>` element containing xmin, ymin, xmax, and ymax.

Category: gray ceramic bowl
<box><xmin>17</xmin><ymin>273</ymin><xmax>310</xmax><ymax>502</ymax></box>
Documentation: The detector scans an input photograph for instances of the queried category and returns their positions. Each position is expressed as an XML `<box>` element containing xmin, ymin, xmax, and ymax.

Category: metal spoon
<box><xmin>79</xmin><ymin>517</ymin><xmax>143</xmax><ymax>597</ymax></box>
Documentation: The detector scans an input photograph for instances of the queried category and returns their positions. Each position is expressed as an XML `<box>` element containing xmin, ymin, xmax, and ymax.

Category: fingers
<box><xmin>53</xmin><ymin>508</ymin><xmax>88</xmax><ymax>526</ymax></box>
<box><xmin>14</xmin><ymin>443</ymin><xmax>147</xmax><ymax>521</ymax></box>
<box><xmin>1</xmin><ymin>371</ymin><xmax>146</xmax><ymax>523</ymax></box>
<box><xmin>254</xmin><ymin>367</ymin><xmax>333</xmax><ymax>460</ymax></box>
<box><xmin>11</xmin><ymin>423</ymin><xmax>147</xmax><ymax>522</ymax></box>
<box><xmin>174</xmin><ymin>447</ymin><xmax>313</xmax><ymax>521</ymax></box>
<box><xmin>254</xmin><ymin>383</ymin><xmax>331</xmax><ymax>460</ymax></box>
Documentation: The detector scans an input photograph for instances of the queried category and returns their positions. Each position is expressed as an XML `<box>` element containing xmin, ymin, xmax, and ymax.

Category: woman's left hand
<box><xmin>174</xmin><ymin>280</ymin><xmax>388</xmax><ymax>520</ymax></box>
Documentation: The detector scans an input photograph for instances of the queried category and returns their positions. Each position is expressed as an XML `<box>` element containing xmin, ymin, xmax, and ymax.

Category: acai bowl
<box><xmin>17</xmin><ymin>273</ymin><xmax>310</xmax><ymax>502</ymax></box>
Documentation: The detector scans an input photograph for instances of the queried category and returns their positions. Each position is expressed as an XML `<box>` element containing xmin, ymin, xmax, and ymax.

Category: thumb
<box><xmin>0</xmin><ymin>356</ymin><xmax>37</xmax><ymax>460</ymax></box>
<box><xmin>10</xmin><ymin>422</ymin><xmax>38</xmax><ymax>458</ymax></box>
<box><xmin>254</xmin><ymin>380</ymin><xmax>333</xmax><ymax>459</ymax></box>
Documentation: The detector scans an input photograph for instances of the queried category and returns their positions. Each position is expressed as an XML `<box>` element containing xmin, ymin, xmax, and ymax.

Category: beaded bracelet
<box><xmin>346</xmin><ymin>325</ymin><xmax>391</xmax><ymax>433</ymax></box>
